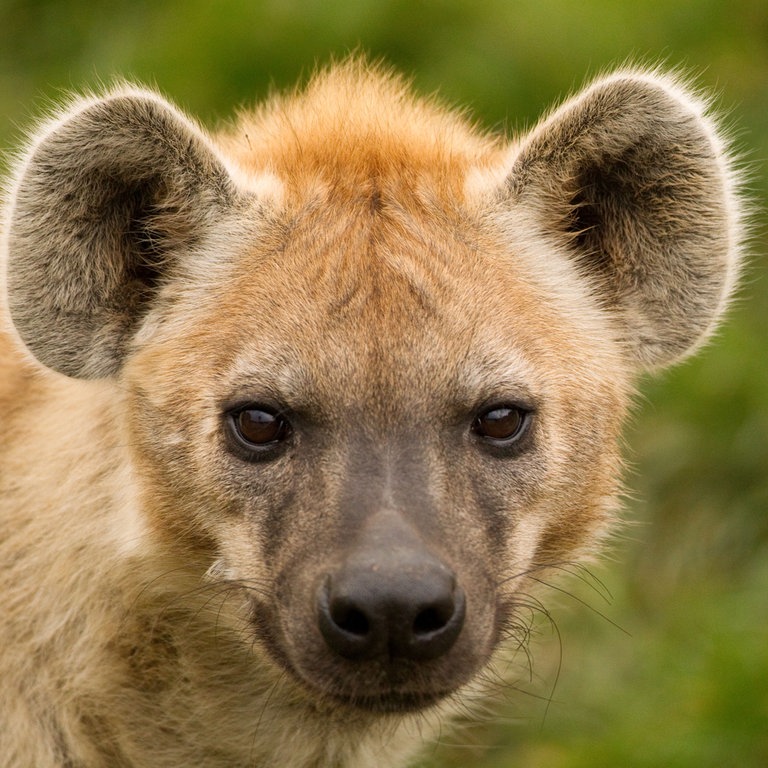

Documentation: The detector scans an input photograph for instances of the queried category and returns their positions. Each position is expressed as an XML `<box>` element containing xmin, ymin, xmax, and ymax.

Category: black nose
<box><xmin>317</xmin><ymin>550</ymin><xmax>466</xmax><ymax>662</ymax></box>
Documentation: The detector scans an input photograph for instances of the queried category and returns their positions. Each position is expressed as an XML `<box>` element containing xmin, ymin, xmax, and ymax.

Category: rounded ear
<box><xmin>3</xmin><ymin>86</ymin><xmax>238</xmax><ymax>378</ymax></box>
<box><xmin>507</xmin><ymin>70</ymin><xmax>744</xmax><ymax>369</ymax></box>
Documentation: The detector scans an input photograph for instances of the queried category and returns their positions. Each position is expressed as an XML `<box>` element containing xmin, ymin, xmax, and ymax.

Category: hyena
<box><xmin>0</xmin><ymin>60</ymin><xmax>743</xmax><ymax>767</ymax></box>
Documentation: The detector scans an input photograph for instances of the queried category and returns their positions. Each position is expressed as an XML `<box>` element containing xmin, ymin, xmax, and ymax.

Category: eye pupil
<box><xmin>235</xmin><ymin>408</ymin><xmax>289</xmax><ymax>446</ymax></box>
<box><xmin>473</xmin><ymin>406</ymin><xmax>527</xmax><ymax>442</ymax></box>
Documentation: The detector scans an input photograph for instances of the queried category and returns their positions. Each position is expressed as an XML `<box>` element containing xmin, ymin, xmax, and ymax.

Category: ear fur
<box><xmin>2</xmin><ymin>85</ymin><xmax>238</xmax><ymax>378</ymax></box>
<box><xmin>507</xmin><ymin>69</ymin><xmax>744</xmax><ymax>369</ymax></box>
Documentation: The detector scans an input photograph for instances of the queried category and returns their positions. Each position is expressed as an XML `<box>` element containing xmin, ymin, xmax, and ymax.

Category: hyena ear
<box><xmin>506</xmin><ymin>70</ymin><xmax>743</xmax><ymax>369</ymax></box>
<box><xmin>3</xmin><ymin>86</ymin><xmax>238</xmax><ymax>378</ymax></box>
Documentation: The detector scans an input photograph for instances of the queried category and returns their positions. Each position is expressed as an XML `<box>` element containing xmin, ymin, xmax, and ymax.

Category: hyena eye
<box><xmin>472</xmin><ymin>405</ymin><xmax>531</xmax><ymax>445</ymax></box>
<box><xmin>227</xmin><ymin>406</ymin><xmax>292</xmax><ymax>453</ymax></box>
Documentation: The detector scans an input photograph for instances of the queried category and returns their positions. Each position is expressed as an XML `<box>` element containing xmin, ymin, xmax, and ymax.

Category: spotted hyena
<box><xmin>0</xmin><ymin>61</ymin><xmax>743</xmax><ymax>767</ymax></box>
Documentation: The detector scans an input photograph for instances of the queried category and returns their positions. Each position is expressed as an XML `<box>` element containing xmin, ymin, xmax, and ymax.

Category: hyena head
<box><xmin>2</xmin><ymin>62</ymin><xmax>741</xmax><ymax>714</ymax></box>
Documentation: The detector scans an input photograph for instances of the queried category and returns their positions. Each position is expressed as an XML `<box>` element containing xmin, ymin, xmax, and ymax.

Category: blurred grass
<box><xmin>1</xmin><ymin>1</ymin><xmax>766</xmax><ymax>766</ymax></box>
<box><xmin>422</xmin><ymin>557</ymin><xmax>768</xmax><ymax>767</ymax></box>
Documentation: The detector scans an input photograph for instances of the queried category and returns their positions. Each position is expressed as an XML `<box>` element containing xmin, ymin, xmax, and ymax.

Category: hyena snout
<box><xmin>316</xmin><ymin>515</ymin><xmax>466</xmax><ymax>664</ymax></box>
<box><xmin>317</xmin><ymin>554</ymin><xmax>466</xmax><ymax>664</ymax></box>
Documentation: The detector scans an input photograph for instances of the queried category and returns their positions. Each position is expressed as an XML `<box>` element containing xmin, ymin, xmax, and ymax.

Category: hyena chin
<box><xmin>0</xmin><ymin>59</ymin><xmax>743</xmax><ymax>767</ymax></box>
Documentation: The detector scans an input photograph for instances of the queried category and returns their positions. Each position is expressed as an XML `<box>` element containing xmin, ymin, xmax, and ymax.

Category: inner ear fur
<box><xmin>508</xmin><ymin>70</ymin><xmax>743</xmax><ymax>369</ymax></box>
<box><xmin>4</xmin><ymin>86</ymin><xmax>237</xmax><ymax>378</ymax></box>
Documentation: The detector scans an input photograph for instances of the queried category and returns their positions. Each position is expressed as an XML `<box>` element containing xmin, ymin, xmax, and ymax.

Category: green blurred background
<box><xmin>1</xmin><ymin>1</ymin><xmax>765</xmax><ymax>765</ymax></box>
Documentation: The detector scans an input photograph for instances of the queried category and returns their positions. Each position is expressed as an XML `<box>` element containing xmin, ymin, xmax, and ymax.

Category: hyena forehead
<box><xmin>180</xmin><ymin>241</ymin><xmax>615</xmax><ymax>430</ymax></box>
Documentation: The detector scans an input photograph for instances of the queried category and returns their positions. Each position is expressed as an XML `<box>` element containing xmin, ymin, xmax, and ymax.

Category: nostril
<box><xmin>330</xmin><ymin>600</ymin><xmax>370</xmax><ymax>637</ymax></box>
<box><xmin>317</xmin><ymin>580</ymin><xmax>381</xmax><ymax>661</ymax></box>
<box><xmin>401</xmin><ymin>585</ymin><xmax>465</xmax><ymax>660</ymax></box>
<box><xmin>412</xmin><ymin>604</ymin><xmax>451</xmax><ymax>636</ymax></box>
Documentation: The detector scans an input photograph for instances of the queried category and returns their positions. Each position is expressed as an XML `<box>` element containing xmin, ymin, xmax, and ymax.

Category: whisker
<box><xmin>526</xmin><ymin>575</ymin><xmax>630</xmax><ymax>636</ymax></box>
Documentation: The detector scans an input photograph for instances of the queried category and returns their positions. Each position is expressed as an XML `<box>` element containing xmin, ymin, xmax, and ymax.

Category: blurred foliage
<box><xmin>1</xmin><ymin>1</ymin><xmax>765</xmax><ymax>766</ymax></box>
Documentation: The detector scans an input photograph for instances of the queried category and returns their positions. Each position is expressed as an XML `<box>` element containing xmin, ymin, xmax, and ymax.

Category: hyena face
<box><xmin>123</xmin><ymin>179</ymin><xmax>629</xmax><ymax>710</ymax></box>
<box><xmin>1</xmin><ymin>60</ymin><xmax>741</xmax><ymax>757</ymax></box>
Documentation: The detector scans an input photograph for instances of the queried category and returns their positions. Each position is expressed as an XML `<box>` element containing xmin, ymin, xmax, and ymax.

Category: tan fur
<box><xmin>0</xmin><ymin>60</ymin><xmax>743</xmax><ymax>767</ymax></box>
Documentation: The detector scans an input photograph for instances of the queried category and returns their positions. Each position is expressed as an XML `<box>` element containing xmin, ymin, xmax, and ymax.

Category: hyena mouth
<box><xmin>327</xmin><ymin>688</ymin><xmax>455</xmax><ymax>715</ymax></box>
<box><xmin>256</xmin><ymin>517</ymin><xmax>499</xmax><ymax>713</ymax></box>
<box><xmin>293</xmin><ymin>654</ymin><xmax>474</xmax><ymax>715</ymax></box>
<box><xmin>312</xmin><ymin>570</ymin><xmax>470</xmax><ymax>711</ymax></box>
<box><xmin>252</xmin><ymin>593</ymin><xmax>473</xmax><ymax>713</ymax></box>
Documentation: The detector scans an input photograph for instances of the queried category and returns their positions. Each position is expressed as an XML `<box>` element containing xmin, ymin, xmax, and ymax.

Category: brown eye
<box><xmin>231</xmin><ymin>407</ymin><xmax>291</xmax><ymax>449</ymax></box>
<box><xmin>472</xmin><ymin>405</ymin><xmax>530</xmax><ymax>444</ymax></box>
